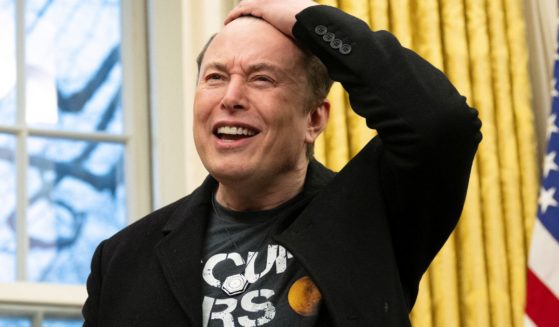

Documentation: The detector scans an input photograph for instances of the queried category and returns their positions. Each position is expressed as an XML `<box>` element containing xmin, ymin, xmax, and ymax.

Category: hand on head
<box><xmin>224</xmin><ymin>0</ymin><xmax>319</xmax><ymax>38</ymax></box>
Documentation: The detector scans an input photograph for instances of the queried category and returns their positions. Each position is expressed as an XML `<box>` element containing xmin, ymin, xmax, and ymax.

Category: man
<box><xmin>82</xmin><ymin>0</ymin><xmax>481</xmax><ymax>326</ymax></box>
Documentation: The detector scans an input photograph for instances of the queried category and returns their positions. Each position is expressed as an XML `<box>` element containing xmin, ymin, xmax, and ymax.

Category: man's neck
<box><xmin>215</xmin><ymin>165</ymin><xmax>308</xmax><ymax>212</ymax></box>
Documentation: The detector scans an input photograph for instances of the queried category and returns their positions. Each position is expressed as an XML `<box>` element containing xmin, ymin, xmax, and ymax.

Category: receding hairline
<box><xmin>198</xmin><ymin>15</ymin><xmax>299</xmax><ymax>63</ymax></box>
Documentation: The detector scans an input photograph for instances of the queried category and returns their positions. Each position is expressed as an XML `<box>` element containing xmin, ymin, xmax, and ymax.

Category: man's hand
<box><xmin>224</xmin><ymin>0</ymin><xmax>319</xmax><ymax>38</ymax></box>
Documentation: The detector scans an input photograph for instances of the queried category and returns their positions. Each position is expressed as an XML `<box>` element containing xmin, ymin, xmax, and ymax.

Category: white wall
<box><xmin>524</xmin><ymin>0</ymin><xmax>558</xmax><ymax>164</ymax></box>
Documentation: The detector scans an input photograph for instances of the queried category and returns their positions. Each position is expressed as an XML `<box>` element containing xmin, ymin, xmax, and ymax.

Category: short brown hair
<box><xmin>196</xmin><ymin>31</ymin><xmax>333</xmax><ymax>158</ymax></box>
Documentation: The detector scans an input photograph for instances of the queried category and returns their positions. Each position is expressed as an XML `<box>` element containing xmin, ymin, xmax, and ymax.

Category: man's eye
<box><xmin>206</xmin><ymin>73</ymin><xmax>224</xmax><ymax>81</ymax></box>
<box><xmin>251</xmin><ymin>75</ymin><xmax>275</xmax><ymax>85</ymax></box>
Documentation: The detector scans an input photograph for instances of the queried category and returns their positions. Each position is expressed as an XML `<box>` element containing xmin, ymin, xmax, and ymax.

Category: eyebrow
<box><xmin>202</xmin><ymin>62</ymin><xmax>227</xmax><ymax>74</ymax></box>
<box><xmin>202</xmin><ymin>62</ymin><xmax>285</xmax><ymax>77</ymax></box>
<box><xmin>245</xmin><ymin>63</ymin><xmax>283</xmax><ymax>76</ymax></box>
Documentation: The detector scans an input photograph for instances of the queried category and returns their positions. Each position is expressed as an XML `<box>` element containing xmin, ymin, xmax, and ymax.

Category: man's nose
<box><xmin>221</xmin><ymin>77</ymin><xmax>248</xmax><ymax>111</ymax></box>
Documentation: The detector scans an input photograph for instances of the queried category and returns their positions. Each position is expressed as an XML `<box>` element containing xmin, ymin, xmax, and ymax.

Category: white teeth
<box><xmin>217</xmin><ymin>126</ymin><xmax>256</xmax><ymax>136</ymax></box>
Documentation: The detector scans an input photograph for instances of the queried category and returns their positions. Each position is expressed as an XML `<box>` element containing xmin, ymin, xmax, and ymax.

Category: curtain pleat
<box><xmin>369</xmin><ymin>0</ymin><xmax>389</xmax><ymax>30</ymax></box>
<box><xmin>318</xmin><ymin>0</ymin><xmax>339</xmax><ymax>7</ymax></box>
<box><xmin>486</xmin><ymin>1</ymin><xmax>527</xmax><ymax>326</ymax></box>
<box><xmin>504</xmin><ymin>0</ymin><xmax>539</xmax><ymax>324</ymax></box>
<box><xmin>388</xmin><ymin>0</ymin><xmax>413</xmax><ymax>48</ymax></box>
<box><xmin>338</xmin><ymin>0</ymin><xmax>377</xmax><ymax>156</ymax></box>
<box><xmin>455</xmin><ymin>167</ymin><xmax>490</xmax><ymax>327</ymax></box>
<box><xmin>411</xmin><ymin>0</ymin><xmax>444</xmax><ymax>70</ymax></box>
<box><xmin>314</xmin><ymin>126</ymin><xmax>327</xmax><ymax>165</ymax></box>
<box><xmin>503</xmin><ymin>0</ymin><xmax>539</xmax><ymax>250</ymax></box>
<box><xmin>317</xmin><ymin>0</ymin><xmax>343</xmax><ymax>170</ymax></box>
<box><xmin>411</xmin><ymin>2</ymin><xmax>461</xmax><ymax>327</ymax></box>
<box><xmin>439</xmin><ymin>0</ymin><xmax>490</xmax><ymax>326</ymax></box>
<box><xmin>311</xmin><ymin>1</ymin><xmax>537</xmax><ymax>326</ymax></box>
<box><xmin>325</xmin><ymin>82</ymin><xmax>351</xmax><ymax>170</ymax></box>
<box><xmin>410</xmin><ymin>275</ymin><xmax>434</xmax><ymax>327</ymax></box>
<box><xmin>464</xmin><ymin>0</ymin><xmax>513</xmax><ymax>325</ymax></box>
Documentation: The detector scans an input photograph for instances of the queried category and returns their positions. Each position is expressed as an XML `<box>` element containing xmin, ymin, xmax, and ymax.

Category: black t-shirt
<box><xmin>202</xmin><ymin>193</ymin><xmax>323</xmax><ymax>327</ymax></box>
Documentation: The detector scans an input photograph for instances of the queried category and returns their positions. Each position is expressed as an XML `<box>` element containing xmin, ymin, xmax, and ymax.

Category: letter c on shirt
<box><xmin>202</xmin><ymin>252</ymin><xmax>245</xmax><ymax>288</ymax></box>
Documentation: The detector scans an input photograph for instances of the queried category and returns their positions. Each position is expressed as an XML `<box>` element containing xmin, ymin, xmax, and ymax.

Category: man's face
<box><xmin>194</xmin><ymin>18</ymin><xmax>315</xmax><ymax>185</ymax></box>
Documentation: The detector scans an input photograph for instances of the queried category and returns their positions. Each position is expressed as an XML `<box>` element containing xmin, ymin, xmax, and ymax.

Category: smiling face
<box><xmin>194</xmin><ymin>18</ymin><xmax>323</xmax><ymax>189</ymax></box>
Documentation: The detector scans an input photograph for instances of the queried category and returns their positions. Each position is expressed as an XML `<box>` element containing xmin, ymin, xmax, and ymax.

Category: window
<box><xmin>0</xmin><ymin>0</ymin><xmax>150</xmax><ymax>325</ymax></box>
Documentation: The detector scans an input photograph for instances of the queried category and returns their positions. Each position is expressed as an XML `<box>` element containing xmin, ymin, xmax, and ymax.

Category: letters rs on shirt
<box><xmin>202</xmin><ymin>244</ymin><xmax>295</xmax><ymax>327</ymax></box>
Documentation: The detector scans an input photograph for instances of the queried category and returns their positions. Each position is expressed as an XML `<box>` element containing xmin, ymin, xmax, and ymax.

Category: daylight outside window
<box><xmin>0</xmin><ymin>0</ymin><xmax>149</xmax><ymax>325</ymax></box>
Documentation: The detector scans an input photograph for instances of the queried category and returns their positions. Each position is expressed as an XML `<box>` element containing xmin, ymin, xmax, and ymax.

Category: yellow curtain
<box><xmin>314</xmin><ymin>0</ymin><xmax>539</xmax><ymax>326</ymax></box>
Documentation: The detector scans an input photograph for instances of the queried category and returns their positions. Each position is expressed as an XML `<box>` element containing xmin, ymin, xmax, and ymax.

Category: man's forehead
<box><xmin>209</xmin><ymin>16</ymin><xmax>299</xmax><ymax>54</ymax></box>
<box><xmin>200</xmin><ymin>17</ymin><xmax>305</xmax><ymax>71</ymax></box>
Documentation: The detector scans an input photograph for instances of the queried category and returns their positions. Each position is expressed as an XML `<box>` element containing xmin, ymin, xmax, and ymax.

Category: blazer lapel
<box><xmin>275</xmin><ymin>214</ymin><xmax>361</xmax><ymax>326</ymax></box>
<box><xmin>274</xmin><ymin>160</ymin><xmax>362</xmax><ymax>326</ymax></box>
<box><xmin>155</xmin><ymin>177</ymin><xmax>217</xmax><ymax>326</ymax></box>
<box><xmin>152</xmin><ymin>160</ymin><xmax>341</xmax><ymax>325</ymax></box>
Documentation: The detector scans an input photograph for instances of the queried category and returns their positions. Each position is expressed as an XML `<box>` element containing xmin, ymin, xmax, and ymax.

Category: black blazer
<box><xmin>83</xmin><ymin>5</ymin><xmax>481</xmax><ymax>326</ymax></box>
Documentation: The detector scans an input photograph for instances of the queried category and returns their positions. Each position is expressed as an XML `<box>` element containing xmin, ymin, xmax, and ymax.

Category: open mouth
<box><xmin>214</xmin><ymin>126</ymin><xmax>259</xmax><ymax>141</ymax></box>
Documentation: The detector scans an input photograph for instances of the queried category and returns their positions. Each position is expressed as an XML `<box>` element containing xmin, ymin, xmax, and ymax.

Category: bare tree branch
<box><xmin>57</xmin><ymin>46</ymin><xmax>120</xmax><ymax>113</ymax></box>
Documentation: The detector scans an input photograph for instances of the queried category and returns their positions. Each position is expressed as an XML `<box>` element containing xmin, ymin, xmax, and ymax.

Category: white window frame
<box><xmin>0</xmin><ymin>0</ymin><xmax>151</xmax><ymax>321</ymax></box>
<box><xmin>0</xmin><ymin>0</ymin><xmax>238</xmax><ymax>321</ymax></box>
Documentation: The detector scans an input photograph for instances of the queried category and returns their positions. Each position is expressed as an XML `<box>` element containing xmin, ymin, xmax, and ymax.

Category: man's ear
<box><xmin>305</xmin><ymin>99</ymin><xmax>330</xmax><ymax>144</ymax></box>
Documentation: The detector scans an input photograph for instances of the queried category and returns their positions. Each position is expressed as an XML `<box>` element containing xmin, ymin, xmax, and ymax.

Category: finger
<box><xmin>224</xmin><ymin>8</ymin><xmax>241</xmax><ymax>25</ymax></box>
<box><xmin>224</xmin><ymin>1</ymin><xmax>253</xmax><ymax>25</ymax></box>
<box><xmin>224</xmin><ymin>6</ymin><xmax>239</xmax><ymax>24</ymax></box>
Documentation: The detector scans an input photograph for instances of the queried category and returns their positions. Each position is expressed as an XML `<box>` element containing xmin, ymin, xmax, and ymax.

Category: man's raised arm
<box><xmin>226</xmin><ymin>0</ymin><xmax>482</xmax><ymax>309</ymax></box>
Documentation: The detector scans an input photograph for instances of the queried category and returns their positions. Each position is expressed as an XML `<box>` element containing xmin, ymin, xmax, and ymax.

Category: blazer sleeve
<box><xmin>292</xmin><ymin>5</ymin><xmax>482</xmax><ymax>300</ymax></box>
<box><xmin>82</xmin><ymin>240</ymin><xmax>105</xmax><ymax>326</ymax></box>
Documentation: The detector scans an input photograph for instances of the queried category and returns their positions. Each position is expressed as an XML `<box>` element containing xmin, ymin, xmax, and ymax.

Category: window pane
<box><xmin>0</xmin><ymin>134</ymin><xmax>16</xmax><ymax>282</ymax></box>
<box><xmin>0</xmin><ymin>317</ymin><xmax>31</xmax><ymax>327</ymax></box>
<box><xmin>0</xmin><ymin>0</ymin><xmax>16</xmax><ymax>125</ymax></box>
<box><xmin>25</xmin><ymin>0</ymin><xmax>123</xmax><ymax>134</ymax></box>
<box><xmin>43</xmin><ymin>318</ymin><xmax>83</xmax><ymax>327</ymax></box>
<box><xmin>27</xmin><ymin>137</ymin><xmax>126</xmax><ymax>284</ymax></box>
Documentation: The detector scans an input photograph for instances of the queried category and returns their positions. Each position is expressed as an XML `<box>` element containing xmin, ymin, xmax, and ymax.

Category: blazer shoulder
<box><xmin>103</xmin><ymin>194</ymin><xmax>193</xmax><ymax>247</ymax></box>
<box><xmin>102</xmin><ymin>175</ymin><xmax>217</xmax><ymax>250</ymax></box>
